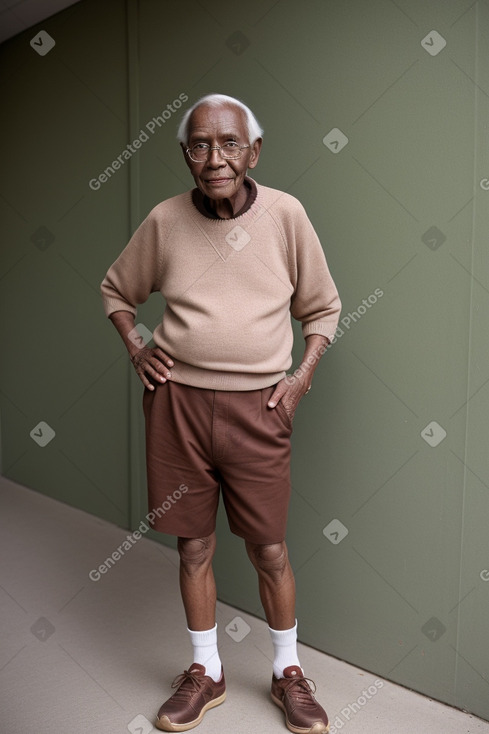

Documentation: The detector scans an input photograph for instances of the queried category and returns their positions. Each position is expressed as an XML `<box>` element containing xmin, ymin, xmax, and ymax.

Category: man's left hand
<box><xmin>268</xmin><ymin>373</ymin><xmax>311</xmax><ymax>421</ymax></box>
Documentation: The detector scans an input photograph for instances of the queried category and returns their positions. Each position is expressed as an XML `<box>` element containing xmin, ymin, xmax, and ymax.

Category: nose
<box><xmin>206</xmin><ymin>147</ymin><xmax>226</xmax><ymax>167</ymax></box>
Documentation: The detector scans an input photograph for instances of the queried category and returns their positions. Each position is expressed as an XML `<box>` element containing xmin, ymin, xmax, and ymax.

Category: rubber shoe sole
<box><xmin>155</xmin><ymin>691</ymin><xmax>226</xmax><ymax>732</ymax></box>
<box><xmin>271</xmin><ymin>692</ymin><xmax>330</xmax><ymax>734</ymax></box>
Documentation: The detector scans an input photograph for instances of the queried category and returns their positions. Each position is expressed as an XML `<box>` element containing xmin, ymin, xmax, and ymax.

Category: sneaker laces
<box><xmin>170</xmin><ymin>669</ymin><xmax>204</xmax><ymax>701</ymax></box>
<box><xmin>282</xmin><ymin>674</ymin><xmax>318</xmax><ymax>708</ymax></box>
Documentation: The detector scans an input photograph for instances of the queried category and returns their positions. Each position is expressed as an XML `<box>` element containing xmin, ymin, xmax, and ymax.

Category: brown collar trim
<box><xmin>191</xmin><ymin>177</ymin><xmax>257</xmax><ymax>219</ymax></box>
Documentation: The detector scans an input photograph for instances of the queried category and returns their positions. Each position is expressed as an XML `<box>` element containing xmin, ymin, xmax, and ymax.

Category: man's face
<box><xmin>181</xmin><ymin>103</ymin><xmax>262</xmax><ymax>202</ymax></box>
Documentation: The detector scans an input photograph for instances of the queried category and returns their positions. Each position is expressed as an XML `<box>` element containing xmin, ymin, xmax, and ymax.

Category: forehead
<box><xmin>188</xmin><ymin>104</ymin><xmax>248</xmax><ymax>139</ymax></box>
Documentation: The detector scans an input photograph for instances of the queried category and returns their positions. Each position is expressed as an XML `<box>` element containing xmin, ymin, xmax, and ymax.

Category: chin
<box><xmin>204</xmin><ymin>183</ymin><xmax>235</xmax><ymax>198</ymax></box>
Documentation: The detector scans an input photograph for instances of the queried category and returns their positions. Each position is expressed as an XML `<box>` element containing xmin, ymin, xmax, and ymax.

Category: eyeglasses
<box><xmin>186</xmin><ymin>142</ymin><xmax>250</xmax><ymax>162</ymax></box>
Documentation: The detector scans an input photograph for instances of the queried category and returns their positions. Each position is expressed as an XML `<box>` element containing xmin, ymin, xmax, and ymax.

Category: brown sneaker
<box><xmin>155</xmin><ymin>663</ymin><xmax>226</xmax><ymax>732</ymax></box>
<box><xmin>271</xmin><ymin>665</ymin><xmax>329</xmax><ymax>734</ymax></box>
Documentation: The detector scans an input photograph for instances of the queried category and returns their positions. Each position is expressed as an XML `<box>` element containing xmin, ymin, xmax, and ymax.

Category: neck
<box><xmin>208</xmin><ymin>184</ymin><xmax>247</xmax><ymax>219</ymax></box>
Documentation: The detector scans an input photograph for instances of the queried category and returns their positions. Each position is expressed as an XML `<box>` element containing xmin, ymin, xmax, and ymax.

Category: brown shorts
<box><xmin>142</xmin><ymin>380</ymin><xmax>292</xmax><ymax>544</ymax></box>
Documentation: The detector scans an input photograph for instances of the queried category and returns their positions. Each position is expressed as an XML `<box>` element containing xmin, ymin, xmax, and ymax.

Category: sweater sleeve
<box><xmin>100</xmin><ymin>208</ymin><xmax>166</xmax><ymax>318</ymax></box>
<box><xmin>287</xmin><ymin>200</ymin><xmax>341</xmax><ymax>342</ymax></box>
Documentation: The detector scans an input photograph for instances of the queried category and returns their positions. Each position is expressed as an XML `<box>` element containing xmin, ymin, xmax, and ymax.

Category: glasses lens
<box><xmin>221</xmin><ymin>142</ymin><xmax>241</xmax><ymax>159</ymax></box>
<box><xmin>190</xmin><ymin>144</ymin><xmax>209</xmax><ymax>161</ymax></box>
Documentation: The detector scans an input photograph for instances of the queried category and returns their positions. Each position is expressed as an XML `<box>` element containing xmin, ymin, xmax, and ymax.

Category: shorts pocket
<box><xmin>274</xmin><ymin>400</ymin><xmax>294</xmax><ymax>431</ymax></box>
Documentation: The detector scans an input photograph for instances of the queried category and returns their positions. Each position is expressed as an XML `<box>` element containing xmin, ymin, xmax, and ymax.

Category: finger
<box><xmin>136</xmin><ymin>369</ymin><xmax>155</xmax><ymax>391</ymax></box>
<box><xmin>153</xmin><ymin>348</ymin><xmax>174</xmax><ymax>367</ymax></box>
<box><xmin>149</xmin><ymin>357</ymin><xmax>171</xmax><ymax>380</ymax></box>
<box><xmin>131</xmin><ymin>352</ymin><xmax>168</xmax><ymax>384</ymax></box>
<box><xmin>268</xmin><ymin>385</ymin><xmax>287</xmax><ymax>408</ymax></box>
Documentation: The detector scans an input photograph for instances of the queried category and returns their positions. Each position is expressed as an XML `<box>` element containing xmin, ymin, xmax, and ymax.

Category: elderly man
<box><xmin>101</xmin><ymin>93</ymin><xmax>340</xmax><ymax>734</ymax></box>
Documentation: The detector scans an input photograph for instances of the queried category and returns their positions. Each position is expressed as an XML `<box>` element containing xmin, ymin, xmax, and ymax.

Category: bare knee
<box><xmin>178</xmin><ymin>534</ymin><xmax>216</xmax><ymax>575</ymax></box>
<box><xmin>246</xmin><ymin>541</ymin><xmax>289</xmax><ymax>582</ymax></box>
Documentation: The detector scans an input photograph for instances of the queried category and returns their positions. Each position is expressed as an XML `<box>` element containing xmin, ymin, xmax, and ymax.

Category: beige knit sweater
<box><xmin>101</xmin><ymin>180</ymin><xmax>341</xmax><ymax>390</ymax></box>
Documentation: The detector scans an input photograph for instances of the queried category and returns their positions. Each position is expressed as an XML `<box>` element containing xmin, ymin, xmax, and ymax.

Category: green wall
<box><xmin>1</xmin><ymin>0</ymin><xmax>489</xmax><ymax>721</ymax></box>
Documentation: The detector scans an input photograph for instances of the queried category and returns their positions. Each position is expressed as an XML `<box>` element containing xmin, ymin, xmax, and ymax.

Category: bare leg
<box><xmin>178</xmin><ymin>533</ymin><xmax>217</xmax><ymax>630</ymax></box>
<box><xmin>245</xmin><ymin>540</ymin><xmax>296</xmax><ymax>630</ymax></box>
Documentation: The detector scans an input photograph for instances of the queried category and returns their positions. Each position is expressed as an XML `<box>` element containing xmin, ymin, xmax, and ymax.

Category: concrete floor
<box><xmin>1</xmin><ymin>475</ymin><xmax>488</xmax><ymax>734</ymax></box>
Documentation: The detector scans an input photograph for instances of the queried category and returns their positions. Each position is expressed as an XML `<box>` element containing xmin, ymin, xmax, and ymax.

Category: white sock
<box><xmin>269</xmin><ymin>620</ymin><xmax>303</xmax><ymax>679</ymax></box>
<box><xmin>188</xmin><ymin>624</ymin><xmax>222</xmax><ymax>682</ymax></box>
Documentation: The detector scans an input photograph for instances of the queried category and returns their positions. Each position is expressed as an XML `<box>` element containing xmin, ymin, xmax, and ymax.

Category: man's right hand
<box><xmin>108</xmin><ymin>311</ymin><xmax>174</xmax><ymax>391</ymax></box>
<box><xmin>130</xmin><ymin>347</ymin><xmax>173</xmax><ymax>391</ymax></box>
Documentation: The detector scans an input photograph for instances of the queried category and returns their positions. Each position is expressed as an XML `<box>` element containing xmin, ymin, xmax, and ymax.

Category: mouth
<box><xmin>205</xmin><ymin>178</ymin><xmax>232</xmax><ymax>185</ymax></box>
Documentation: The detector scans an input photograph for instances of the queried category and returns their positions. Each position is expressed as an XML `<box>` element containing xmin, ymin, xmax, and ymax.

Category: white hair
<box><xmin>177</xmin><ymin>93</ymin><xmax>264</xmax><ymax>145</ymax></box>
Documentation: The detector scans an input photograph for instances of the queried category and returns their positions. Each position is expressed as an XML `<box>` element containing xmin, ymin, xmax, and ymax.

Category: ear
<box><xmin>247</xmin><ymin>137</ymin><xmax>262</xmax><ymax>170</ymax></box>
